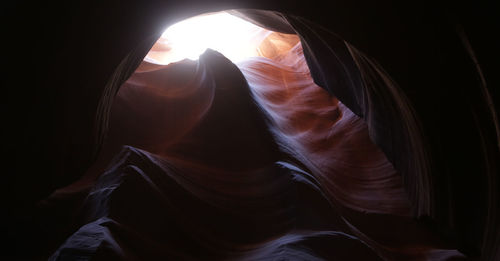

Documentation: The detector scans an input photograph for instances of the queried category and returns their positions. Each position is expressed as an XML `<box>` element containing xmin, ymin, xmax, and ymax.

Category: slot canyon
<box><xmin>2</xmin><ymin>1</ymin><xmax>499</xmax><ymax>260</ymax></box>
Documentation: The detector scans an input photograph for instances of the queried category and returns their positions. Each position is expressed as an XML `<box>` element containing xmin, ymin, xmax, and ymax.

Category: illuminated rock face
<box><xmin>49</xmin><ymin>14</ymin><xmax>466</xmax><ymax>260</ymax></box>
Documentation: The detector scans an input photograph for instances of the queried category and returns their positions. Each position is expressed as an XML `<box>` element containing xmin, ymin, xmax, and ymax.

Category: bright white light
<box><xmin>145</xmin><ymin>12</ymin><xmax>272</xmax><ymax>64</ymax></box>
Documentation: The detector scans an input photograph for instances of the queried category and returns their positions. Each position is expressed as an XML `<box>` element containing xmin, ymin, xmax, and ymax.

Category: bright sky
<box><xmin>146</xmin><ymin>12</ymin><xmax>271</xmax><ymax>64</ymax></box>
